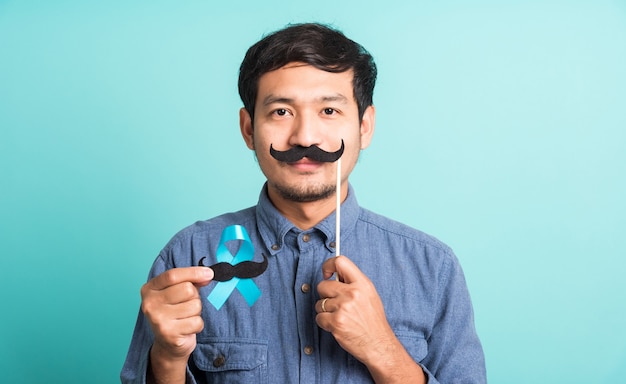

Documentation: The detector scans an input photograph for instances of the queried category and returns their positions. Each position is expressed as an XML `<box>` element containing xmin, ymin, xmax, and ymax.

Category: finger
<box><xmin>315</xmin><ymin>312</ymin><xmax>333</xmax><ymax>333</ymax></box>
<box><xmin>161</xmin><ymin>281</ymin><xmax>201</xmax><ymax>305</ymax></box>
<box><xmin>315</xmin><ymin>297</ymin><xmax>334</xmax><ymax>314</ymax></box>
<box><xmin>149</xmin><ymin>267</ymin><xmax>214</xmax><ymax>291</ymax></box>
<box><xmin>153</xmin><ymin>310</ymin><xmax>205</xmax><ymax>340</ymax></box>
<box><xmin>176</xmin><ymin>314</ymin><xmax>205</xmax><ymax>336</ymax></box>
<box><xmin>321</xmin><ymin>257</ymin><xmax>339</xmax><ymax>280</ymax></box>
<box><xmin>165</xmin><ymin>297</ymin><xmax>203</xmax><ymax>321</ymax></box>
<box><xmin>144</xmin><ymin>298</ymin><xmax>204</xmax><ymax>336</ymax></box>
<box><xmin>321</xmin><ymin>255</ymin><xmax>364</xmax><ymax>283</ymax></box>
<box><xmin>316</xmin><ymin>279</ymin><xmax>343</xmax><ymax>300</ymax></box>
<box><xmin>141</xmin><ymin>284</ymin><xmax>200</xmax><ymax>319</ymax></box>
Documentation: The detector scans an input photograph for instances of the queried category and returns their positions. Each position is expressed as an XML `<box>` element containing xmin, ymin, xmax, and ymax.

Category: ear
<box><xmin>359</xmin><ymin>105</ymin><xmax>376</xmax><ymax>150</ymax></box>
<box><xmin>239</xmin><ymin>108</ymin><xmax>255</xmax><ymax>150</ymax></box>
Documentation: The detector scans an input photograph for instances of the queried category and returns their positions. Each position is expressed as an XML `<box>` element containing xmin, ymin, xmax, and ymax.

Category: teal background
<box><xmin>1</xmin><ymin>0</ymin><xmax>625</xmax><ymax>382</ymax></box>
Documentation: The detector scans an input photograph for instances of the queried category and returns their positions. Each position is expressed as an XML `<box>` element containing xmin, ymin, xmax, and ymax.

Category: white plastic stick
<box><xmin>335</xmin><ymin>157</ymin><xmax>341</xmax><ymax>257</ymax></box>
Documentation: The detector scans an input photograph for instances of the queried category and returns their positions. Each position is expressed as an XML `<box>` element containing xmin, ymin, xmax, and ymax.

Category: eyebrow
<box><xmin>262</xmin><ymin>95</ymin><xmax>293</xmax><ymax>106</ymax></box>
<box><xmin>261</xmin><ymin>93</ymin><xmax>349</xmax><ymax>106</ymax></box>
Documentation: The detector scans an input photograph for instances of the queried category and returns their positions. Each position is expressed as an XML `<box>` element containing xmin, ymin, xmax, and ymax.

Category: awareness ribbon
<box><xmin>207</xmin><ymin>225</ymin><xmax>262</xmax><ymax>310</ymax></box>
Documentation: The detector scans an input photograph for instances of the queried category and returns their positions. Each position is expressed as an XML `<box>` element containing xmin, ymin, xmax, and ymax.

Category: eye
<box><xmin>322</xmin><ymin>108</ymin><xmax>337</xmax><ymax>115</ymax></box>
<box><xmin>274</xmin><ymin>108</ymin><xmax>288</xmax><ymax>116</ymax></box>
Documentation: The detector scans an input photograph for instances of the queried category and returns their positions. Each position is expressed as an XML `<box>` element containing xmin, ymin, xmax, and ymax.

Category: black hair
<box><xmin>238</xmin><ymin>23</ymin><xmax>377</xmax><ymax>122</ymax></box>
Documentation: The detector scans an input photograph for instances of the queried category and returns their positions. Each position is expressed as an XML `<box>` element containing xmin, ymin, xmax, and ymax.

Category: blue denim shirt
<box><xmin>121</xmin><ymin>185</ymin><xmax>486</xmax><ymax>383</ymax></box>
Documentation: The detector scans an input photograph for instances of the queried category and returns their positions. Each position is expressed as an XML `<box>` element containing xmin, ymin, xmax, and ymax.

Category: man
<box><xmin>122</xmin><ymin>23</ymin><xmax>486</xmax><ymax>383</ymax></box>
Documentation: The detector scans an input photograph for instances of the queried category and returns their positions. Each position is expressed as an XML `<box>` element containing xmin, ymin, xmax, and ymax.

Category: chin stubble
<box><xmin>272</xmin><ymin>182</ymin><xmax>336</xmax><ymax>203</ymax></box>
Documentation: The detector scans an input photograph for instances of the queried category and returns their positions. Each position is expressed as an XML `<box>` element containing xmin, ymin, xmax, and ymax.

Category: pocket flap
<box><xmin>193</xmin><ymin>339</ymin><xmax>268</xmax><ymax>372</ymax></box>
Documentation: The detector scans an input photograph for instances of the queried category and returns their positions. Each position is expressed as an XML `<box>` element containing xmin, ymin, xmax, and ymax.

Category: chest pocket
<box><xmin>192</xmin><ymin>339</ymin><xmax>268</xmax><ymax>384</ymax></box>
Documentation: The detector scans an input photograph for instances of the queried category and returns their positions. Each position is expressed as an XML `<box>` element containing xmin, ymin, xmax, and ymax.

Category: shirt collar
<box><xmin>255</xmin><ymin>183</ymin><xmax>360</xmax><ymax>255</ymax></box>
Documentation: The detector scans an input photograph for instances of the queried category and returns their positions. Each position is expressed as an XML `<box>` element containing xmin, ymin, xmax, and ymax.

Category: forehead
<box><xmin>256</xmin><ymin>63</ymin><xmax>355</xmax><ymax>105</ymax></box>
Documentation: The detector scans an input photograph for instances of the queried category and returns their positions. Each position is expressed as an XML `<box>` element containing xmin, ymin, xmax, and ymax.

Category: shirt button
<box><xmin>213</xmin><ymin>355</ymin><xmax>226</xmax><ymax>368</ymax></box>
<box><xmin>302</xmin><ymin>234</ymin><xmax>310</xmax><ymax>242</ymax></box>
<box><xmin>301</xmin><ymin>283</ymin><xmax>310</xmax><ymax>293</ymax></box>
<box><xmin>329</xmin><ymin>241</ymin><xmax>336</xmax><ymax>248</ymax></box>
<box><xmin>303</xmin><ymin>346</ymin><xmax>314</xmax><ymax>355</ymax></box>
<box><xmin>271</xmin><ymin>244</ymin><xmax>280</xmax><ymax>251</ymax></box>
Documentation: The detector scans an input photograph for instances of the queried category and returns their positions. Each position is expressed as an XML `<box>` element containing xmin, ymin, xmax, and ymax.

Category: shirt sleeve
<box><xmin>121</xmin><ymin>252</ymin><xmax>203</xmax><ymax>384</ymax></box>
<box><xmin>421</xmin><ymin>253</ymin><xmax>487</xmax><ymax>383</ymax></box>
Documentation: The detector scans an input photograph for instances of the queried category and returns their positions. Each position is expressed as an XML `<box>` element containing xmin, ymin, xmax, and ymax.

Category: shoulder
<box><xmin>357</xmin><ymin>207</ymin><xmax>454</xmax><ymax>256</ymax></box>
<box><xmin>354</xmin><ymin>207</ymin><xmax>461</xmax><ymax>278</ymax></box>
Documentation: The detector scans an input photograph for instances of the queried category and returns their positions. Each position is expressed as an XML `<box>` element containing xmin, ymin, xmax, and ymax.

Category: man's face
<box><xmin>240</xmin><ymin>63</ymin><xmax>375</xmax><ymax>204</ymax></box>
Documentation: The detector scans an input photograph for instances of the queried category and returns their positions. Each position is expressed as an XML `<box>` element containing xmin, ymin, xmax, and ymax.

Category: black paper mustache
<box><xmin>198</xmin><ymin>254</ymin><xmax>268</xmax><ymax>282</ymax></box>
<box><xmin>269</xmin><ymin>140</ymin><xmax>344</xmax><ymax>163</ymax></box>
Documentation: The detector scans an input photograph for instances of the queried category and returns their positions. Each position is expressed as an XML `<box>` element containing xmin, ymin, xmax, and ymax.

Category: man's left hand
<box><xmin>315</xmin><ymin>255</ymin><xmax>425</xmax><ymax>383</ymax></box>
<box><xmin>316</xmin><ymin>255</ymin><xmax>397</xmax><ymax>364</ymax></box>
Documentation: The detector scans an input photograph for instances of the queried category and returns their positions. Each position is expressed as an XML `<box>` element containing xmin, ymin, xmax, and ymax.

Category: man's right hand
<box><xmin>140</xmin><ymin>267</ymin><xmax>213</xmax><ymax>383</ymax></box>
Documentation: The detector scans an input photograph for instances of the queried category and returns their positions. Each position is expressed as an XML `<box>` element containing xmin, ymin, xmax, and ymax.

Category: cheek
<box><xmin>344</xmin><ymin>132</ymin><xmax>363</xmax><ymax>156</ymax></box>
<box><xmin>252</xmin><ymin>133</ymin><xmax>268</xmax><ymax>152</ymax></box>
<box><xmin>253</xmin><ymin>140</ymin><xmax>276</xmax><ymax>168</ymax></box>
<box><xmin>253</xmin><ymin>127</ymin><xmax>281</xmax><ymax>149</ymax></box>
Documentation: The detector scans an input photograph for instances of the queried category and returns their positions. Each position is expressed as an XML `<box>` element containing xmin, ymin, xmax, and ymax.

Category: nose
<box><xmin>288</xmin><ymin>110</ymin><xmax>321</xmax><ymax>148</ymax></box>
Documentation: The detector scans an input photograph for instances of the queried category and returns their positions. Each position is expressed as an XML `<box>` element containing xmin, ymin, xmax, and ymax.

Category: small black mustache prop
<box><xmin>198</xmin><ymin>254</ymin><xmax>268</xmax><ymax>282</ymax></box>
<box><xmin>270</xmin><ymin>140</ymin><xmax>344</xmax><ymax>163</ymax></box>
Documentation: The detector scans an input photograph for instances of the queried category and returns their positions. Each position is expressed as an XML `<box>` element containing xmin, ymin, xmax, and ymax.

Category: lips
<box><xmin>288</xmin><ymin>158</ymin><xmax>323</xmax><ymax>171</ymax></box>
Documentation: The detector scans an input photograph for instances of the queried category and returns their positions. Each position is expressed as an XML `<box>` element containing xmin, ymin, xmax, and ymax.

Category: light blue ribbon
<box><xmin>207</xmin><ymin>225</ymin><xmax>262</xmax><ymax>310</ymax></box>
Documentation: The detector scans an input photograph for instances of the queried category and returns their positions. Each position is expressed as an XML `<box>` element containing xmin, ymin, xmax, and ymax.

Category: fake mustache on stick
<box><xmin>198</xmin><ymin>254</ymin><xmax>269</xmax><ymax>282</ymax></box>
<box><xmin>269</xmin><ymin>140</ymin><xmax>344</xmax><ymax>163</ymax></box>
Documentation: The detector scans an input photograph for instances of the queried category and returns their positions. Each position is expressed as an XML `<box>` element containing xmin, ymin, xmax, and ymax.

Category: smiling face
<box><xmin>240</xmin><ymin>63</ymin><xmax>375</xmax><ymax>207</ymax></box>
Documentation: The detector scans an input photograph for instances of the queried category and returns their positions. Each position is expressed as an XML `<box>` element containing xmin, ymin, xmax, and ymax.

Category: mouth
<box><xmin>287</xmin><ymin>157</ymin><xmax>324</xmax><ymax>172</ymax></box>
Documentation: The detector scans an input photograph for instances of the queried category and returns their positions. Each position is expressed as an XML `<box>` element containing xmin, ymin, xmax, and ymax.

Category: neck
<box><xmin>267</xmin><ymin>182</ymin><xmax>348</xmax><ymax>230</ymax></box>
